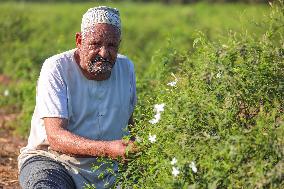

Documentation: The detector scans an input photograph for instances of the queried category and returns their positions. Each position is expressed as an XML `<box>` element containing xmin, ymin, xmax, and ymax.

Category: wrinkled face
<box><xmin>76</xmin><ymin>23</ymin><xmax>120</xmax><ymax>81</ymax></box>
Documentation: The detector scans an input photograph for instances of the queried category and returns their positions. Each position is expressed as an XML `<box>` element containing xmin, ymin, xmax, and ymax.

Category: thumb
<box><xmin>122</xmin><ymin>139</ymin><xmax>130</xmax><ymax>145</ymax></box>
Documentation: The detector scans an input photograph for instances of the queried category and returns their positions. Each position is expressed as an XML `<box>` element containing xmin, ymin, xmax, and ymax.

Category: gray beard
<box><xmin>87</xmin><ymin>56</ymin><xmax>113</xmax><ymax>74</ymax></box>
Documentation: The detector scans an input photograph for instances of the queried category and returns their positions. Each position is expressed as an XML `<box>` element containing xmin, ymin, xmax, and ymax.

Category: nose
<box><xmin>98</xmin><ymin>46</ymin><xmax>110</xmax><ymax>59</ymax></box>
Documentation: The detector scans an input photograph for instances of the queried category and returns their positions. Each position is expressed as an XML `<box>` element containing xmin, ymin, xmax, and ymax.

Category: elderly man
<box><xmin>18</xmin><ymin>6</ymin><xmax>136</xmax><ymax>189</ymax></box>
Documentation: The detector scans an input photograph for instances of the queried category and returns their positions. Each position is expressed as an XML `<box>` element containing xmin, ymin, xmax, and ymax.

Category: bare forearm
<box><xmin>44</xmin><ymin>117</ymin><xmax>131</xmax><ymax>159</ymax></box>
<box><xmin>47</xmin><ymin>127</ymin><xmax>109</xmax><ymax>157</ymax></box>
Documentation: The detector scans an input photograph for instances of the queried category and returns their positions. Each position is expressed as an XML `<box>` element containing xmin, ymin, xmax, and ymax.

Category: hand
<box><xmin>107</xmin><ymin>140</ymin><xmax>138</xmax><ymax>160</ymax></box>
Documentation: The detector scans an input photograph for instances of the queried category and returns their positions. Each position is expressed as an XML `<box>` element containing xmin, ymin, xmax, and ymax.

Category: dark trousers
<box><xmin>19</xmin><ymin>155</ymin><xmax>76</xmax><ymax>189</ymax></box>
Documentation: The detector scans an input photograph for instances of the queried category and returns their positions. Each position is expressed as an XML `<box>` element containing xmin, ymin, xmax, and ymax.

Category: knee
<box><xmin>19</xmin><ymin>156</ymin><xmax>75</xmax><ymax>189</ymax></box>
<box><xmin>20</xmin><ymin>169</ymin><xmax>71</xmax><ymax>189</ymax></box>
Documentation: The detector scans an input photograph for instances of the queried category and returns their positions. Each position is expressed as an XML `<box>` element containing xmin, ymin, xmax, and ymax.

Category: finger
<box><xmin>126</xmin><ymin>142</ymin><xmax>138</xmax><ymax>154</ymax></box>
<box><xmin>121</xmin><ymin>139</ymin><xmax>129</xmax><ymax>145</ymax></box>
<box><xmin>122</xmin><ymin>156</ymin><xmax>129</xmax><ymax>164</ymax></box>
<box><xmin>130</xmin><ymin>143</ymin><xmax>139</xmax><ymax>153</ymax></box>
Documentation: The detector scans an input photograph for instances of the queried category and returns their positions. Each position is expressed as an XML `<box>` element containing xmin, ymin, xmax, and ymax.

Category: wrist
<box><xmin>103</xmin><ymin>141</ymin><xmax>111</xmax><ymax>157</ymax></box>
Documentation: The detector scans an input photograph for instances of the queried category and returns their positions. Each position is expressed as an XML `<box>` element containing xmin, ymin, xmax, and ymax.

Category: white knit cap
<box><xmin>81</xmin><ymin>6</ymin><xmax>121</xmax><ymax>35</ymax></box>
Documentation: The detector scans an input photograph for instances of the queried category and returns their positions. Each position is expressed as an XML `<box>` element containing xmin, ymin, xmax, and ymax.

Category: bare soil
<box><xmin>0</xmin><ymin>113</ymin><xmax>26</xmax><ymax>189</ymax></box>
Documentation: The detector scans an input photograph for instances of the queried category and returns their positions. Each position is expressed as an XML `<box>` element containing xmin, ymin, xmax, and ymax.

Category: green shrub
<box><xmin>113</xmin><ymin>2</ymin><xmax>284</xmax><ymax>188</ymax></box>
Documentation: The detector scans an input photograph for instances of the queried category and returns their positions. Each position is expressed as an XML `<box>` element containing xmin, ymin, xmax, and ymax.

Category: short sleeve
<box><xmin>36</xmin><ymin>59</ymin><xmax>68</xmax><ymax>119</ymax></box>
<box><xmin>129</xmin><ymin>60</ymin><xmax>137</xmax><ymax>115</ymax></box>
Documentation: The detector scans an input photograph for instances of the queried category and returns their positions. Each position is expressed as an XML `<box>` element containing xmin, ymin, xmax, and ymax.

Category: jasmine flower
<box><xmin>167</xmin><ymin>81</ymin><xmax>177</xmax><ymax>87</ymax></box>
<box><xmin>171</xmin><ymin>157</ymin><xmax>177</xmax><ymax>165</ymax></box>
<box><xmin>154</xmin><ymin>103</ymin><xmax>165</xmax><ymax>113</ymax></box>
<box><xmin>172</xmin><ymin>167</ymin><xmax>179</xmax><ymax>177</ymax></box>
<box><xmin>190</xmin><ymin>161</ymin><xmax>197</xmax><ymax>173</ymax></box>
<box><xmin>148</xmin><ymin>134</ymin><xmax>156</xmax><ymax>143</ymax></box>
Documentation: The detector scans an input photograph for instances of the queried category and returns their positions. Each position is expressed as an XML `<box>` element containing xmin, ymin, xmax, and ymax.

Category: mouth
<box><xmin>87</xmin><ymin>55</ymin><xmax>113</xmax><ymax>74</ymax></box>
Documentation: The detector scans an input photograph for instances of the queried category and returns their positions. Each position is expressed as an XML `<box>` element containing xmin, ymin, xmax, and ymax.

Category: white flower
<box><xmin>167</xmin><ymin>81</ymin><xmax>177</xmax><ymax>87</ymax></box>
<box><xmin>172</xmin><ymin>166</ymin><xmax>180</xmax><ymax>177</ymax></box>
<box><xmin>148</xmin><ymin>134</ymin><xmax>156</xmax><ymax>143</ymax></box>
<box><xmin>149</xmin><ymin>113</ymin><xmax>161</xmax><ymax>124</ymax></box>
<box><xmin>154</xmin><ymin>103</ymin><xmax>165</xmax><ymax>113</ymax></box>
<box><xmin>190</xmin><ymin>161</ymin><xmax>197</xmax><ymax>173</ymax></box>
<box><xmin>149</xmin><ymin>119</ymin><xmax>158</xmax><ymax>124</ymax></box>
<box><xmin>4</xmin><ymin>89</ymin><xmax>9</xmax><ymax>96</ymax></box>
<box><xmin>216</xmin><ymin>72</ymin><xmax>222</xmax><ymax>78</ymax></box>
<box><xmin>149</xmin><ymin>117</ymin><xmax>159</xmax><ymax>124</ymax></box>
<box><xmin>171</xmin><ymin>157</ymin><xmax>177</xmax><ymax>165</ymax></box>
<box><xmin>154</xmin><ymin>113</ymin><xmax>161</xmax><ymax>120</ymax></box>
<box><xmin>149</xmin><ymin>103</ymin><xmax>165</xmax><ymax>124</ymax></box>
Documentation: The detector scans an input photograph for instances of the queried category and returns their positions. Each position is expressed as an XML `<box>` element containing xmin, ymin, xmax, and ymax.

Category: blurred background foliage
<box><xmin>0</xmin><ymin>0</ymin><xmax>273</xmax><ymax>4</ymax></box>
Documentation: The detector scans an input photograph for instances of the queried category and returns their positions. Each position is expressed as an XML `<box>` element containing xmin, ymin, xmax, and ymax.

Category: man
<box><xmin>18</xmin><ymin>6</ymin><xmax>137</xmax><ymax>189</ymax></box>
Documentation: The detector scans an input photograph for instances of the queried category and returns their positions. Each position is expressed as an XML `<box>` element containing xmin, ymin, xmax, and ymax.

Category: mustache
<box><xmin>91</xmin><ymin>55</ymin><xmax>111</xmax><ymax>65</ymax></box>
<box><xmin>87</xmin><ymin>55</ymin><xmax>113</xmax><ymax>73</ymax></box>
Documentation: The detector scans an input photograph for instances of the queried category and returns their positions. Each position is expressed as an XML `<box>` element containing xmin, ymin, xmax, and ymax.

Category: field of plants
<box><xmin>0</xmin><ymin>1</ymin><xmax>283</xmax><ymax>188</ymax></box>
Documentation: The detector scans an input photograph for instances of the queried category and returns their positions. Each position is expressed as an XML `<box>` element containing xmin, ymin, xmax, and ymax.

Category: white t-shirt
<box><xmin>18</xmin><ymin>49</ymin><xmax>137</xmax><ymax>188</ymax></box>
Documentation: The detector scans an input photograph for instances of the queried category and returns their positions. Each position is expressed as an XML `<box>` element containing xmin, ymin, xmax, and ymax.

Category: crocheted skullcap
<box><xmin>81</xmin><ymin>6</ymin><xmax>121</xmax><ymax>34</ymax></box>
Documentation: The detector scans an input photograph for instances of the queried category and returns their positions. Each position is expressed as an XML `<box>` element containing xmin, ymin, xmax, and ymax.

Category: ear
<box><xmin>75</xmin><ymin>32</ymin><xmax>82</xmax><ymax>48</ymax></box>
<box><xmin>117</xmin><ymin>38</ymin><xmax>122</xmax><ymax>50</ymax></box>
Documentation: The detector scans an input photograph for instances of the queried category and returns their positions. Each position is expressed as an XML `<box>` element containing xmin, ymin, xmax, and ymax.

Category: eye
<box><xmin>108</xmin><ymin>43</ymin><xmax>118</xmax><ymax>49</ymax></box>
<box><xmin>88</xmin><ymin>43</ymin><xmax>101</xmax><ymax>50</ymax></box>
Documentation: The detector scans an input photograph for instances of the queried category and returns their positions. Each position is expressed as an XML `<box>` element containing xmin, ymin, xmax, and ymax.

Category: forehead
<box><xmin>83</xmin><ymin>23</ymin><xmax>120</xmax><ymax>41</ymax></box>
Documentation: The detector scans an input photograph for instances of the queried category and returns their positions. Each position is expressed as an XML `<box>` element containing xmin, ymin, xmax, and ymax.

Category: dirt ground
<box><xmin>0</xmin><ymin>113</ymin><xmax>26</xmax><ymax>189</ymax></box>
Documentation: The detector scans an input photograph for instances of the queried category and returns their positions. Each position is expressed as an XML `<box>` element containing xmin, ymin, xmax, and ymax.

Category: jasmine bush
<box><xmin>113</xmin><ymin>3</ymin><xmax>284</xmax><ymax>188</ymax></box>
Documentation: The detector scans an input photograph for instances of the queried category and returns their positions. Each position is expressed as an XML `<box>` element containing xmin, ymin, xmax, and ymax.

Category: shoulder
<box><xmin>116</xmin><ymin>54</ymin><xmax>135</xmax><ymax>72</ymax></box>
<box><xmin>116</xmin><ymin>54</ymin><xmax>133</xmax><ymax>64</ymax></box>
<box><xmin>41</xmin><ymin>49</ymin><xmax>75</xmax><ymax>74</ymax></box>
